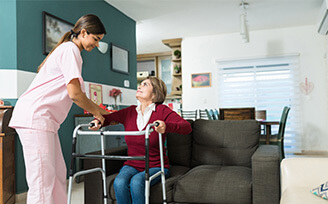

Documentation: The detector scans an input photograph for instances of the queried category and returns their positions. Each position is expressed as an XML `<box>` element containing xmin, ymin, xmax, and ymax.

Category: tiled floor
<box><xmin>15</xmin><ymin>181</ymin><xmax>84</xmax><ymax>204</ymax></box>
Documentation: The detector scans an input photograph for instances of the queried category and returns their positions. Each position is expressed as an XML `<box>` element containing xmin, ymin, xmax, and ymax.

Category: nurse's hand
<box><xmin>88</xmin><ymin>119</ymin><xmax>102</xmax><ymax>131</ymax></box>
<box><xmin>154</xmin><ymin>120</ymin><xmax>166</xmax><ymax>134</ymax></box>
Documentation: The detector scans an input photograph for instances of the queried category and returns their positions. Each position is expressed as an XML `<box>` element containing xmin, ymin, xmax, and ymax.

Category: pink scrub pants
<box><xmin>16</xmin><ymin>128</ymin><xmax>67</xmax><ymax>204</ymax></box>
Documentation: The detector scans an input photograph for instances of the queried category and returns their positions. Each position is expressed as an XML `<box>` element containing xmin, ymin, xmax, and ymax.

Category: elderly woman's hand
<box><xmin>154</xmin><ymin>120</ymin><xmax>166</xmax><ymax>134</ymax></box>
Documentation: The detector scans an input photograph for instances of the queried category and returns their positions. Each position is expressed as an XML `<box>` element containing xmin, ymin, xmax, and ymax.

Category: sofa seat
<box><xmin>280</xmin><ymin>187</ymin><xmax>328</xmax><ymax>204</ymax></box>
<box><xmin>106</xmin><ymin>165</ymin><xmax>191</xmax><ymax>204</ymax></box>
<box><xmin>174</xmin><ymin>165</ymin><xmax>252</xmax><ymax>204</ymax></box>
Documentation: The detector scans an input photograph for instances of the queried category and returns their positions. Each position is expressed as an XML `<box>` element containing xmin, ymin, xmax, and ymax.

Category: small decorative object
<box><xmin>0</xmin><ymin>99</ymin><xmax>4</xmax><ymax>106</ymax></box>
<box><xmin>43</xmin><ymin>11</ymin><xmax>74</xmax><ymax>55</ymax></box>
<box><xmin>89</xmin><ymin>84</ymin><xmax>103</xmax><ymax>105</ymax></box>
<box><xmin>174</xmin><ymin>65</ymin><xmax>181</xmax><ymax>74</ymax></box>
<box><xmin>174</xmin><ymin>49</ymin><xmax>181</xmax><ymax>58</ymax></box>
<box><xmin>191</xmin><ymin>73</ymin><xmax>211</xmax><ymax>88</ymax></box>
<box><xmin>299</xmin><ymin>77</ymin><xmax>314</xmax><ymax>95</ymax></box>
<box><xmin>109</xmin><ymin>88</ymin><xmax>122</xmax><ymax>110</ymax></box>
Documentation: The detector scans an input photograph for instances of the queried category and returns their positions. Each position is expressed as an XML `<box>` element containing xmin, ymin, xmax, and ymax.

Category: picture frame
<box><xmin>43</xmin><ymin>11</ymin><xmax>74</xmax><ymax>55</ymax></box>
<box><xmin>111</xmin><ymin>43</ymin><xmax>129</xmax><ymax>75</ymax></box>
<box><xmin>191</xmin><ymin>72</ymin><xmax>211</xmax><ymax>88</ymax></box>
<box><xmin>89</xmin><ymin>84</ymin><xmax>103</xmax><ymax>105</ymax></box>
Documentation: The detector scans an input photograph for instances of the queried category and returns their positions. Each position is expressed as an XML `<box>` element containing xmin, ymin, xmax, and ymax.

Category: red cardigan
<box><xmin>102</xmin><ymin>104</ymin><xmax>192</xmax><ymax>171</ymax></box>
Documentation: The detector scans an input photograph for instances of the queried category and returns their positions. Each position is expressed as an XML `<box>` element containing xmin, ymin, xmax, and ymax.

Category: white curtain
<box><xmin>217</xmin><ymin>55</ymin><xmax>301</xmax><ymax>153</ymax></box>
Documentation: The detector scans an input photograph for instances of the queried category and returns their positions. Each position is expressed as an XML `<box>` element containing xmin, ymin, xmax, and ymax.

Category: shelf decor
<box><xmin>42</xmin><ymin>11</ymin><xmax>74</xmax><ymax>55</ymax></box>
<box><xmin>191</xmin><ymin>72</ymin><xmax>211</xmax><ymax>88</ymax></box>
<box><xmin>89</xmin><ymin>84</ymin><xmax>103</xmax><ymax>105</ymax></box>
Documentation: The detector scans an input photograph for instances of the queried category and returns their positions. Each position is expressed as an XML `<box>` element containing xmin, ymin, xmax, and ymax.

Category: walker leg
<box><xmin>145</xmin><ymin>180</ymin><xmax>150</xmax><ymax>204</ymax></box>
<box><xmin>100</xmin><ymin>132</ymin><xmax>108</xmax><ymax>204</ymax></box>
<box><xmin>161</xmin><ymin>173</ymin><xmax>167</xmax><ymax>204</ymax></box>
<box><xmin>67</xmin><ymin>176</ymin><xmax>74</xmax><ymax>204</ymax></box>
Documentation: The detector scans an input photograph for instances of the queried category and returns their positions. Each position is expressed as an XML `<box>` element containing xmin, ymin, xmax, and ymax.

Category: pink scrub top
<box><xmin>9</xmin><ymin>41</ymin><xmax>85</xmax><ymax>133</ymax></box>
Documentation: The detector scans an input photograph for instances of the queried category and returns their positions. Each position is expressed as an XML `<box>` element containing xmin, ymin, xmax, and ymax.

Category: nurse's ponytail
<box><xmin>37</xmin><ymin>14</ymin><xmax>106</xmax><ymax>72</ymax></box>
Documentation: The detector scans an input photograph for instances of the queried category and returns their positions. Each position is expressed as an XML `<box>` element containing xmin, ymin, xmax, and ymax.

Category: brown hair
<box><xmin>147</xmin><ymin>76</ymin><xmax>167</xmax><ymax>104</ymax></box>
<box><xmin>37</xmin><ymin>14</ymin><xmax>106</xmax><ymax>72</ymax></box>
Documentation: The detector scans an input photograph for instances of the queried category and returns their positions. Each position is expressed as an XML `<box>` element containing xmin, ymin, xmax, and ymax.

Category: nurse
<box><xmin>9</xmin><ymin>14</ymin><xmax>108</xmax><ymax>204</ymax></box>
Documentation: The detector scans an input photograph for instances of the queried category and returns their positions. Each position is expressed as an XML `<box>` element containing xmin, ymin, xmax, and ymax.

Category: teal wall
<box><xmin>2</xmin><ymin>0</ymin><xmax>136</xmax><ymax>193</ymax></box>
<box><xmin>0</xmin><ymin>0</ymin><xmax>17</xmax><ymax>69</ymax></box>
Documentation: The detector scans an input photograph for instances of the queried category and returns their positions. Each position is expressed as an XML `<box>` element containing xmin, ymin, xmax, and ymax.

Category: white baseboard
<box><xmin>15</xmin><ymin>192</ymin><xmax>27</xmax><ymax>202</ymax></box>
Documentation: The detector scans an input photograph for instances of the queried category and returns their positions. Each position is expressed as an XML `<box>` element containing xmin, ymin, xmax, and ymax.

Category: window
<box><xmin>217</xmin><ymin>55</ymin><xmax>301</xmax><ymax>153</ymax></box>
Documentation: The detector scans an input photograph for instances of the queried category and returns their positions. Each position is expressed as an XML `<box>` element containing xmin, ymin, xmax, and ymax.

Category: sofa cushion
<box><xmin>107</xmin><ymin>165</ymin><xmax>191</xmax><ymax>204</ymax></box>
<box><xmin>191</xmin><ymin>120</ymin><xmax>260</xmax><ymax>168</ymax></box>
<box><xmin>166</xmin><ymin>120</ymin><xmax>193</xmax><ymax>167</ymax></box>
<box><xmin>174</xmin><ymin>165</ymin><xmax>252</xmax><ymax>204</ymax></box>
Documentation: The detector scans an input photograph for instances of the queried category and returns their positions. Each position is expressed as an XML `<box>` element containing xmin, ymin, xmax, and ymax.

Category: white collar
<box><xmin>136</xmin><ymin>103</ymin><xmax>156</xmax><ymax>114</ymax></box>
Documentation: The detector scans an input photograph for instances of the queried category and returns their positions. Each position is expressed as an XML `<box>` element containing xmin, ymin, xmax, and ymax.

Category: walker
<box><xmin>67</xmin><ymin>122</ymin><xmax>167</xmax><ymax>204</ymax></box>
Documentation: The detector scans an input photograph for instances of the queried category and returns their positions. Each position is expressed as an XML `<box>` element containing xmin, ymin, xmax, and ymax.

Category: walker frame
<box><xmin>67</xmin><ymin>123</ymin><xmax>167</xmax><ymax>204</ymax></box>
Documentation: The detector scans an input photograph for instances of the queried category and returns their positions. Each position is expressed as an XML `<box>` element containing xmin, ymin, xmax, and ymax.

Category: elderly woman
<box><xmin>89</xmin><ymin>76</ymin><xmax>192</xmax><ymax>204</ymax></box>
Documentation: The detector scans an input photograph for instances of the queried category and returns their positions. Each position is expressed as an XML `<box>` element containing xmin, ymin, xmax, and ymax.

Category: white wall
<box><xmin>182</xmin><ymin>25</ymin><xmax>328</xmax><ymax>152</ymax></box>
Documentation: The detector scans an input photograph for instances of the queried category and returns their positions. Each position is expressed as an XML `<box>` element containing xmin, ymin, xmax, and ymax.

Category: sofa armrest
<box><xmin>84</xmin><ymin>146</ymin><xmax>127</xmax><ymax>204</ymax></box>
<box><xmin>252</xmin><ymin>145</ymin><xmax>280</xmax><ymax>204</ymax></box>
<box><xmin>281</xmin><ymin>158</ymin><xmax>328</xmax><ymax>193</ymax></box>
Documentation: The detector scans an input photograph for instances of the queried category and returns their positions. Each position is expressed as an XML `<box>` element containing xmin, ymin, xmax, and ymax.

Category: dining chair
<box><xmin>181</xmin><ymin>110</ymin><xmax>197</xmax><ymax>121</ymax></box>
<box><xmin>213</xmin><ymin>109</ymin><xmax>219</xmax><ymax>120</ymax></box>
<box><xmin>256</xmin><ymin>110</ymin><xmax>267</xmax><ymax>134</ymax></box>
<box><xmin>219</xmin><ymin>107</ymin><xmax>255</xmax><ymax>120</ymax></box>
<box><xmin>260</xmin><ymin>106</ymin><xmax>291</xmax><ymax>160</ymax></box>
<box><xmin>205</xmin><ymin>109</ymin><xmax>213</xmax><ymax>120</ymax></box>
<box><xmin>198</xmin><ymin>109</ymin><xmax>209</xmax><ymax>120</ymax></box>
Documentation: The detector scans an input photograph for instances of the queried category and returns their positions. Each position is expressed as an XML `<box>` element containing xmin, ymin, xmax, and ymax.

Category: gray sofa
<box><xmin>84</xmin><ymin>119</ymin><xmax>280</xmax><ymax>204</ymax></box>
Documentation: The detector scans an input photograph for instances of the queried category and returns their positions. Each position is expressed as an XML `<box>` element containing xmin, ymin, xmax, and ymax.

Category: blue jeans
<box><xmin>114</xmin><ymin>165</ymin><xmax>170</xmax><ymax>204</ymax></box>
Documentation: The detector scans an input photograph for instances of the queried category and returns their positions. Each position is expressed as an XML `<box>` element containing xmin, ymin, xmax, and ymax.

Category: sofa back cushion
<box><xmin>166</xmin><ymin>120</ymin><xmax>193</xmax><ymax>168</ymax></box>
<box><xmin>191</xmin><ymin>120</ymin><xmax>260</xmax><ymax>168</ymax></box>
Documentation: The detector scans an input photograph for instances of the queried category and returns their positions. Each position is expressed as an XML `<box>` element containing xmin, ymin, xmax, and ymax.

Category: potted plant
<box><xmin>174</xmin><ymin>49</ymin><xmax>181</xmax><ymax>59</ymax></box>
<box><xmin>174</xmin><ymin>65</ymin><xmax>181</xmax><ymax>73</ymax></box>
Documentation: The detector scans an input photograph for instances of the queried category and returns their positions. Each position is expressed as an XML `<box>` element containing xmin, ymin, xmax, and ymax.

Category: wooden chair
<box><xmin>181</xmin><ymin>110</ymin><xmax>197</xmax><ymax>121</ymax></box>
<box><xmin>255</xmin><ymin>110</ymin><xmax>267</xmax><ymax>121</ymax></box>
<box><xmin>219</xmin><ymin>107</ymin><xmax>255</xmax><ymax>120</ymax></box>
<box><xmin>260</xmin><ymin>106</ymin><xmax>291</xmax><ymax>160</ymax></box>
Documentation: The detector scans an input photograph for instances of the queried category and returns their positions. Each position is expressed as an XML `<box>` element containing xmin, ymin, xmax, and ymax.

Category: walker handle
<box><xmin>89</xmin><ymin>121</ymin><xmax>102</xmax><ymax>128</ymax></box>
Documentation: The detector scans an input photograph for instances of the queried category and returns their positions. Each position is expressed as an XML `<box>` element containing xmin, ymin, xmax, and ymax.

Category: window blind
<box><xmin>217</xmin><ymin>55</ymin><xmax>301</xmax><ymax>153</ymax></box>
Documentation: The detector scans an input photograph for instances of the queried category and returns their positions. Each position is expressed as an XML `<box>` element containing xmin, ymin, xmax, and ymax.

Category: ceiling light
<box><xmin>97</xmin><ymin>41</ymin><xmax>108</xmax><ymax>54</ymax></box>
<box><xmin>240</xmin><ymin>1</ymin><xmax>249</xmax><ymax>43</ymax></box>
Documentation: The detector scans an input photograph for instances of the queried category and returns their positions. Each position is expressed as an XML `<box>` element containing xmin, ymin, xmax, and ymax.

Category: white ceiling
<box><xmin>105</xmin><ymin>0</ymin><xmax>323</xmax><ymax>54</ymax></box>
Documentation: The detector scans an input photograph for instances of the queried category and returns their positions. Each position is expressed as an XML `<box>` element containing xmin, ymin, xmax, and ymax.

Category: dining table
<box><xmin>259</xmin><ymin>120</ymin><xmax>280</xmax><ymax>144</ymax></box>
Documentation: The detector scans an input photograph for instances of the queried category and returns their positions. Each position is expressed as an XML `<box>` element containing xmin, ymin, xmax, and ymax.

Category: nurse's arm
<box><xmin>66</xmin><ymin>78</ymin><xmax>107</xmax><ymax>124</ymax></box>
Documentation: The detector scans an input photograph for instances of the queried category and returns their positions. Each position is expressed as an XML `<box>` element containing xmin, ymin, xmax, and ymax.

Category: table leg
<box><xmin>266</xmin><ymin>125</ymin><xmax>271</xmax><ymax>145</ymax></box>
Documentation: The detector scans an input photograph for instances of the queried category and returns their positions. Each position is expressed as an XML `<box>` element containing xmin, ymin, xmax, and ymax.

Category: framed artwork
<box><xmin>89</xmin><ymin>84</ymin><xmax>103</xmax><ymax>105</ymax></box>
<box><xmin>111</xmin><ymin>43</ymin><xmax>129</xmax><ymax>75</ymax></box>
<box><xmin>43</xmin><ymin>11</ymin><xmax>74</xmax><ymax>55</ymax></box>
<box><xmin>191</xmin><ymin>72</ymin><xmax>211</xmax><ymax>88</ymax></box>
